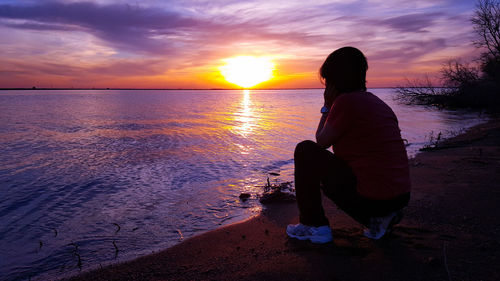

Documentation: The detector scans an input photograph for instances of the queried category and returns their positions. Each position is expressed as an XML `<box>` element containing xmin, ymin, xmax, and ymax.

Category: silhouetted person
<box><xmin>287</xmin><ymin>47</ymin><xmax>411</xmax><ymax>243</ymax></box>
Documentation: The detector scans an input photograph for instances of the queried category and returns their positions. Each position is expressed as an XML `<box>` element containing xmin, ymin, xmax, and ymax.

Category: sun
<box><xmin>219</xmin><ymin>56</ymin><xmax>275</xmax><ymax>88</ymax></box>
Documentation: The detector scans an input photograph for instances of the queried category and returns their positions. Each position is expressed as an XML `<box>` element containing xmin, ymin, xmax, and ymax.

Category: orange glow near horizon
<box><xmin>219</xmin><ymin>56</ymin><xmax>275</xmax><ymax>88</ymax></box>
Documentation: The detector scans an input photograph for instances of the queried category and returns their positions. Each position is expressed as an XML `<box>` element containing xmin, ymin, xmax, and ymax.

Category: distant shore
<box><xmin>0</xmin><ymin>87</ymin><xmax>321</xmax><ymax>91</ymax></box>
<box><xmin>0</xmin><ymin>87</ymin><xmax>395</xmax><ymax>91</ymax></box>
<box><xmin>68</xmin><ymin>117</ymin><xmax>500</xmax><ymax>281</ymax></box>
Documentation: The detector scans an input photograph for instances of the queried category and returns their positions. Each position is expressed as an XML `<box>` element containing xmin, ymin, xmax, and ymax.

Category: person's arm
<box><xmin>315</xmin><ymin>84</ymin><xmax>342</xmax><ymax>149</ymax></box>
<box><xmin>315</xmin><ymin>112</ymin><xmax>341</xmax><ymax>149</ymax></box>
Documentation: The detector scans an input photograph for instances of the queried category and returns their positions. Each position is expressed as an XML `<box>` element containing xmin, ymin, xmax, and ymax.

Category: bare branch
<box><xmin>441</xmin><ymin>60</ymin><xmax>480</xmax><ymax>87</ymax></box>
<box><xmin>395</xmin><ymin>76</ymin><xmax>452</xmax><ymax>106</ymax></box>
<box><xmin>472</xmin><ymin>0</ymin><xmax>500</xmax><ymax>57</ymax></box>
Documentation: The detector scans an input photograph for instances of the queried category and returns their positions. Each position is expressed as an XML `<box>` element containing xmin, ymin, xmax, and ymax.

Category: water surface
<box><xmin>0</xmin><ymin>89</ymin><xmax>487</xmax><ymax>280</ymax></box>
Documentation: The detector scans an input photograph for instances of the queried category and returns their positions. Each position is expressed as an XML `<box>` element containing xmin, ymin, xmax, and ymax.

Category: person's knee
<box><xmin>294</xmin><ymin>140</ymin><xmax>318</xmax><ymax>158</ymax></box>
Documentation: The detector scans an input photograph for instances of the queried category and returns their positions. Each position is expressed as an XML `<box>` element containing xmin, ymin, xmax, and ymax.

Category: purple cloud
<box><xmin>378</xmin><ymin>13</ymin><xmax>444</xmax><ymax>33</ymax></box>
<box><xmin>91</xmin><ymin>60</ymin><xmax>166</xmax><ymax>76</ymax></box>
<box><xmin>0</xmin><ymin>1</ymin><xmax>322</xmax><ymax>57</ymax></box>
<box><xmin>3</xmin><ymin>22</ymin><xmax>75</xmax><ymax>31</ymax></box>
<box><xmin>369</xmin><ymin>38</ymin><xmax>447</xmax><ymax>62</ymax></box>
<box><xmin>0</xmin><ymin>1</ymin><xmax>203</xmax><ymax>54</ymax></box>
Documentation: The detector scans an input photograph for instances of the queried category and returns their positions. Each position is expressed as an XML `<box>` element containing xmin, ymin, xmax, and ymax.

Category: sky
<box><xmin>0</xmin><ymin>0</ymin><xmax>479</xmax><ymax>89</ymax></box>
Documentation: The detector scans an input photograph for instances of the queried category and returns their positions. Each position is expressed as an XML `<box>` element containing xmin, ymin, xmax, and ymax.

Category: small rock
<box><xmin>239</xmin><ymin>193</ymin><xmax>251</xmax><ymax>201</ymax></box>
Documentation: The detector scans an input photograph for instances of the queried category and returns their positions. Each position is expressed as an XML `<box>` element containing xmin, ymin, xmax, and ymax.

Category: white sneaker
<box><xmin>363</xmin><ymin>211</ymin><xmax>402</xmax><ymax>240</ymax></box>
<box><xmin>286</xmin><ymin>223</ymin><xmax>333</xmax><ymax>244</ymax></box>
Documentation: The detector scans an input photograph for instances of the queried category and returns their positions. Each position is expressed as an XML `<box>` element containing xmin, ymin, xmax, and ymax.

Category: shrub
<box><xmin>396</xmin><ymin>0</ymin><xmax>500</xmax><ymax>111</ymax></box>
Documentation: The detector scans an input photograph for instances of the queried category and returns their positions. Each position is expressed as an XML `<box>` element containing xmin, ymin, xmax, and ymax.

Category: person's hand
<box><xmin>323</xmin><ymin>83</ymin><xmax>336</xmax><ymax>108</ymax></box>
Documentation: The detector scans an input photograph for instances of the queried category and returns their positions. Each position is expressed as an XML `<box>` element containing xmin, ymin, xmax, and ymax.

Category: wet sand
<box><xmin>68</xmin><ymin>117</ymin><xmax>500</xmax><ymax>281</ymax></box>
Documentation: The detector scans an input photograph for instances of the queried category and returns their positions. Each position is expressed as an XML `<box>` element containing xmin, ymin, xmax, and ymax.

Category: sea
<box><xmin>0</xmin><ymin>89</ymin><xmax>488</xmax><ymax>280</ymax></box>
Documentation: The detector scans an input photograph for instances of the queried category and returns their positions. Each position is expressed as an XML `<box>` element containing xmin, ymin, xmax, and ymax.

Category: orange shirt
<box><xmin>325</xmin><ymin>91</ymin><xmax>411</xmax><ymax>200</ymax></box>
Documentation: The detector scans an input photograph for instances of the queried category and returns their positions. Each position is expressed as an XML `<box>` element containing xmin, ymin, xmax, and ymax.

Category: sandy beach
<box><xmin>68</xmin><ymin>117</ymin><xmax>500</xmax><ymax>281</ymax></box>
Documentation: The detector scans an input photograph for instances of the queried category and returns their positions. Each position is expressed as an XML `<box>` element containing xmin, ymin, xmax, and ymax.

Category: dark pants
<box><xmin>294</xmin><ymin>140</ymin><xmax>410</xmax><ymax>227</ymax></box>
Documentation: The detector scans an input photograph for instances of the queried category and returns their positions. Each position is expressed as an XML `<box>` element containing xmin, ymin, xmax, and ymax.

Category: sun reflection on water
<box><xmin>233</xmin><ymin>90</ymin><xmax>255</xmax><ymax>154</ymax></box>
<box><xmin>237</xmin><ymin>90</ymin><xmax>253</xmax><ymax>134</ymax></box>
<box><xmin>231</xmin><ymin>90</ymin><xmax>259</xmax><ymax>156</ymax></box>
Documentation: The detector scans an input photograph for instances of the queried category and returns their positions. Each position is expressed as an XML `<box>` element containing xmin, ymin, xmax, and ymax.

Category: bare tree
<box><xmin>471</xmin><ymin>0</ymin><xmax>500</xmax><ymax>58</ymax></box>
<box><xmin>396</xmin><ymin>0</ymin><xmax>500</xmax><ymax>109</ymax></box>
<box><xmin>441</xmin><ymin>60</ymin><xmax>479</xmax><ymax>87</ymax></box>
<box><xmin>395</xmin><ymin>76</ymin><xmax>450</xmax><ymax>106</ymax></box>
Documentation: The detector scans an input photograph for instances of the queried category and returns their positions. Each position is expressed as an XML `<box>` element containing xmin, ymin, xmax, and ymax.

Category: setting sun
<box><xmin>219</xmin><ymin>56</ymin><xmax>275</xmax><ymax>88</ymax></box>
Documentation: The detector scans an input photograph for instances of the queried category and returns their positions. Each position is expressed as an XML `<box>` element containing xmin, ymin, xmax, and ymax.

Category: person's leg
<box><xmin>323</xmin><ymin>186</ymin><xmax>410</xmax><ymax>227</ymax></box>
<box><xmin>288</xmin><ymin>140</ymin><xmax>339</xmax><ymax>243</ymax></box>
<box><xmin>294</xmin><ymin>140</ymin><xmax>355</xmax><ymax>227</ymax></box>
<box><xmin>323</xmin><ymin>172</ymin><xmax>410</xmax><ymax>239</ymax></box>
<box><xmin>360</xmin><ymin>193</ymin><xmax>410</xmax><ymax>239</ymax></box>
<box><xmin>318</xmin><ymin>155</ymin><xmax>369</xmax><ymax>225</ymax></box>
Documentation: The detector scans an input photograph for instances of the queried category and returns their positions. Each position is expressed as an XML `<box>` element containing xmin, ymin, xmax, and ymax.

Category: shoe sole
<box><xmin>286</xmin><ymin>230</ymin><xmax>333</xmax><ymax>244</ymax></box>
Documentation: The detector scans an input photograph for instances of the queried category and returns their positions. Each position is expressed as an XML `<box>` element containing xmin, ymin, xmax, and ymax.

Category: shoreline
<box><xmin>68</xmin><ymin>117</ymin><xmax>500</xmax><ymax>281</ymax></box>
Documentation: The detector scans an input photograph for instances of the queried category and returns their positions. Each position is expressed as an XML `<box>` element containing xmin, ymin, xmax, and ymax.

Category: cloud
<box><xmin>377</xmin><ymin>12</ymin><xmax>444</xmax><ymax>33</ymax></box>
<box><xmin>0</xmin><ymin>0</ymin><xmax>479</xmax><ymax>88</ymax></box>
<box><xmin>369</xmin><ymin>38</ymin><xmax>448</xmax><ymax>62</ymax></box>
<box><xmin>1</xmin><ymin>57</ymin><xmax>166</xmax><ymax>78</ymax></box>
<box><xmin>90</xmin><ymin>60</ymin><xmax>166</xmax><ymax>76</ymax></box>
<box><xmin>0</xmin><ymin>1</ymin><xmax>448</xmax><ymax>60</ymax></box>
<box><xmin>0</xmin><ymin>0</ymin><xmax>325</xmax><ymax>58</ymax></box>
<box><xmin>1</xmin><ymin>59</ymin><xmax>85</xmax><ymax>76</ymax></box>
<box><xmin>3</xmin><ymin>21</ymin><xmax>75</xmax><ymax>31</ymax></box>
<box><xmin>0</xmin><ymin>1</ymin><xmax>203</xmax><ymax>54</ymax></box>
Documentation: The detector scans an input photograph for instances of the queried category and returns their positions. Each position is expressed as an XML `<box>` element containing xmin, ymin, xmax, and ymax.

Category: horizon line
<box><xmin>0</xmin><ymin>86</ymin><xmax>399</xmax><ymax>91</ymax></box>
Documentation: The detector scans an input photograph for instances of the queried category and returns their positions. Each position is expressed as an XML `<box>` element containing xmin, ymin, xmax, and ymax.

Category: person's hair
<box><xmin>319</xmin><ymin>46</ymin><xmax>368</xmax><ymax>93</ymax></box>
